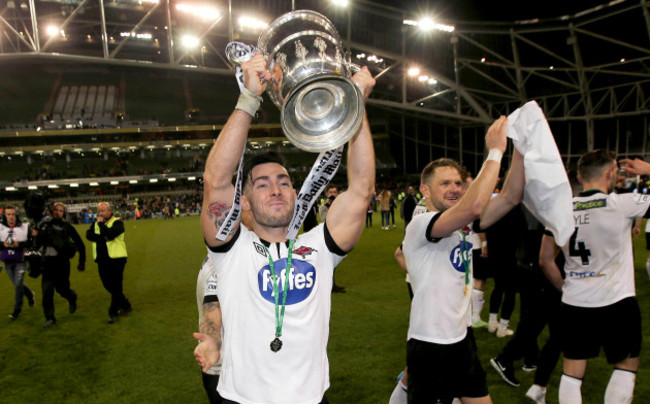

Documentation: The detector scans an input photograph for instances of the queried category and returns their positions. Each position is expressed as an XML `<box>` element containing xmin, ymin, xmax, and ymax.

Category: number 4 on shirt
<box><xmin>569</xmin><ymin>227</ymin><xmax>591</xmax><ymax>265</ymax></box>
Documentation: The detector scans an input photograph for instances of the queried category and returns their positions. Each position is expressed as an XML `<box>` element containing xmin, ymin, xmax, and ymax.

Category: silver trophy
<box><xmin>226</xmin><ymin>10</ymin><xmax>364</xmax><ymax>153</ymax></box>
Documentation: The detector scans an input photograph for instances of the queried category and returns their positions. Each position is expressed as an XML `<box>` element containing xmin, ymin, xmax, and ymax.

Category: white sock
<box><xmin>472</xmin><ymin>289</ymin><xmax>485</xmax><ymax>322</ymax></box>
<box><xmin>605</xmin><ymin>369</ymin><xmax>636</xmax><ymax>404</ymax></box>
<box><xmin>489</xmin><ymin>312</ymin><xmax>498</xmax><ymax>324</ymax></box>
<box><xmin>389</xmin><ymin>379</ymin><xmax>408</xmax><ymax>404</ymax></box>
<box><xmin>559</xmin><ymin>374</ymin><xmax>582</xmax><ymax>404</ymax></box>
<box><xmin>646</xmin><ymin>259</ymin><xmax>650</xmax><ymax>279</ymax></box>
<box><xmin>499</xmin><ymin>318</ymin><xmax>510</xmax><ymax>332</ymax></box>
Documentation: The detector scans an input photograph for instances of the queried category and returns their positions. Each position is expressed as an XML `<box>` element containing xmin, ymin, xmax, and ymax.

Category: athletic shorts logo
<box><xmin>258</xmin><ymin>259</ymin><xmax>316</xmax><ymax>304</ymax></box>
<box><xmin>450</xmin><ymin>241</ymin><xmax>473</xmax><ymax>273</ymax></box>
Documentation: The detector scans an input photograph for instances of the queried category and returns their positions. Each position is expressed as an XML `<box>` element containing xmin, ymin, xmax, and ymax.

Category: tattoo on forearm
<box><xmin>200</xmin><ymin>302</ymin><xmax>222</xmax><ymax>349</ymax></box>
<box><xmin>207</xmin><ymin>202</ymin><xmax>232</xmax><ymax>231</ymax></box>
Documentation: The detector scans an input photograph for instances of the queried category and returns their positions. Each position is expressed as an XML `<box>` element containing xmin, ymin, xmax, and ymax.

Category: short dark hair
<box><xmin>4</xmin><ymin>205</ymin><xmax>16</xmax><ymax>211</ymax></box>
<box><xmin>421</xmin><ymin>158</ymin><xmax>463</xmax><ymax>185</ymax></box>
<box><xmin>577</xmin><ymin>149</ymin><xmax>616</xmax><ymax>182</ymax></box>
<box><xmin>242</xmin><ymin>152</ymin><xmax>288</xmax><ymax>190</ymax></box>
<box><xmin>326</xmin><ymin>184</ymin><xmax>338</xmax><ymax>192</ymax></box>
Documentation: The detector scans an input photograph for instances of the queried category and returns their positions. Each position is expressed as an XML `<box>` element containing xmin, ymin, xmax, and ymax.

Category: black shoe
<box><xmin>8</xmin><ymin>311</ymin><xmax>20</xmax><ymax>319</ymax></box>
<box><xmin>26</xmin><ymin>290</ymin><xmax>35</xmax><ymax>307</ymax></box>
<box><xmin>332</xmin><ymin>285</ymin><xmax>346</xmax><ymax>293</ymax></box>
<box><xmin>69</xmin><ymin>298</ymin><xmax>77</xmax><ymax>314</ymax></box>
<box><xmin>43</xmin><ymin>319</ymin><xmax>56</xmax><ymax>328</ymax></box>
<box><xmin>490</xmin><ymin>357</ymin><xmax>520</xmax><ymax>387</ymax></box>
<box><xmin>118</xmin><ymin>305</ymin><xmax>133</xmax><ymax>315</ymax></box>
<box><xmin>107</xmin><ymin>316</ymin><xmax>115</xmax><ymax>324</ymax></box>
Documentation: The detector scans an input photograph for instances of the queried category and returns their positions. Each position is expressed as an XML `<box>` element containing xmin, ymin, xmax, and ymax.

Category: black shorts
<box><xmin>407</xmin><ymin>328</ymin><xmax>488</xmax><ymax>403</ymax></box>
<box><xmin>559</xmin><ymin>297</ymin><xmax>642</xmax><ymax>364</ymax></box>
<box><xmin>472</xmin><ymin>250</ymin><xmax>490</xmax><ymax>281</ymax></box>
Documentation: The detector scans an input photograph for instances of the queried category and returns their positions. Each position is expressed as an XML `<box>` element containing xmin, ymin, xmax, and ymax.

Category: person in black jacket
<box><xmin>400</xmin><ymin>186</ymin><xmax>418</xmax><ymax>229</ymax></box>
<box><xmin>86</xmin><ymin>202</ymin><xmax>132</xmax><ymax>324</ymax></box>
<box><xmin>35</xmin><ymin>202</ymin><xmax>86</xmax><ymax>328</ymax></box>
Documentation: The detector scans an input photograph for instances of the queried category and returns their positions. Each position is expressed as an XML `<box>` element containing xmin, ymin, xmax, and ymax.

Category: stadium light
<box><xmin>168</xmin><ymin>178</ymin><xmax>176</xmax><ymax>182</ymax></box>
<box><xmin>403</xmin><ymin>18</ymin><xmax>454</xmax><ymax>32</ymax></box>
<box><xmin>48</xmin><ymin>185</ymin><xmax>59</xmax><ymax>189</ymax></box>
<box><xmin>176</xmin><ymin>4</ymin><xmax>220</xmax><ymax>21</ymax></box>
<box><xmin>129</xmin><ymin>180</ymin><xmax>138</xmax><ymax>184</ymax></box>
<box><xmin>428</xmin><ymin>78</ymin><xmax>437</xmax><ymax>85</ymax></box>
<box><xmin>332</xmin><ymin>0</ymin><xmax>349</xmax><ymax>7</ymax></box>
<box><xmin>5</xmin><ymin>187</ymin><xmax>16</xmax><ymax>191</ymax></box>
<box><xmin>46</xmin><ymin>25</ymin><xmax>63</xmax><ymax>37</ymax></box>
<box><xmin>418</xmin><ymin>75</ymin><xmax>429</xmax><ymax>82</ymax></box>
<box><xmin>89</xmin><ymin>182</ymin><xmax>99</xmax><ymax>186</ymax></box>
<box><xmin>28</xmin><ymin>185</ymin><xmax>38</xmax><ymax>190</ymax></box>
<box><xmin>149</xmin><ymin>179</ymin><xmax>158</xmax><ymax>183</ymax></box>
<box><xmin>70</xmin><ymin>183</ymin><xmax>79</xmax><ymax>187</ymax></box>
<box><xmin>110</xmin><ymin>181</ymin><xmax>119</xmax><ymax>185</ymax></box>
<box><xmin>238</xmin><ymin>16</ymin><xmax>269</xmax><ymax>31</ymax></box>
<box><xmin>407</xmin><ymin>67</ymin><xmax>420</xmax><ymax>77</ymax></box>
<box><xmin>188</xmin><ymin>176</ymin><xmax>196</xmax><ymax>181</ymax></box>
<box><xmin>181</xmin><ymin>35</ymin><xmax>200</xmax><ymax>48</ymax></box>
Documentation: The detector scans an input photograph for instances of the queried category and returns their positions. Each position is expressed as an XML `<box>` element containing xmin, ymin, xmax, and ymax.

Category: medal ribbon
<box><xmin>458</xmin><ymin>230</ymin><xmax>471</xmax><ymax>295</ymax></box>
<box><xmin>262</xmin><ymin>240</ymin><xmax>295</xmax><ymax>339</ymax></box>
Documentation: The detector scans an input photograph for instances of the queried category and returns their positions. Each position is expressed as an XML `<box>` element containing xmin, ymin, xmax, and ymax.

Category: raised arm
<box><xmin>478</xmin><ymin>148</ymin><xmax>525</xmax><ymax>229</ymax></box>
<box><xmin>324</xmin><ymin>67</ymin><xmax>376</xmax><ymax>251</ymax></box>
<box><xmin>430</xmin><ymin>117</ymin><xmax>507</xmax><ymax>238</ymax></box>
<box><xmin>539</xmin><ymin>234</ymin><xmax>563</xmax><ymax>292</ymax></box>
<box><xmin>620</xmin><ymin>158</ymin><xmax>650</xmax><ymax>176</ymax></box>
<box><xmin>202</xmin><ymin>54</ymin><xmax>271</xmax><ymax>247</ymax></box>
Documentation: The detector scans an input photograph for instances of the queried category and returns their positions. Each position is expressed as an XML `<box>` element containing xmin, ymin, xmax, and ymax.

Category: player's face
<box><xmin>4</xmin><ymin>209</ymin><xmax>16</xmax><ymax>226</ymax></box>
<box><xmin>244</xmin><ymin>163</ymin><xmax>295</xmax><ymax>228</ymax></box>
<box><xmin>326</xmin><ymin>187</ymin><xmax>338</xmax><ymax>197</ymax></box>
<box><xmin>423</xmin><ymin>166</ymin><xmax>463</xmax><ymax>212</ymax></box>
<box><xmin>53</xmin><ymin>205</ymin><xmax>65</xmax><ymax>219</ymax></box>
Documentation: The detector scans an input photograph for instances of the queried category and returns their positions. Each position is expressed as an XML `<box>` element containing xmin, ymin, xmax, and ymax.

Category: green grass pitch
<box><xmin>1</xmin><ymin>213</ymin><xmax>650</xmax><ymax>403</ymax></box>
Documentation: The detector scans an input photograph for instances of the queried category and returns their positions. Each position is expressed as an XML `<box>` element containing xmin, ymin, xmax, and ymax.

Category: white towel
<box><xmin>507</xmin><ymin>101</ymin><xmax>573</xmax><ymax>247</ymax></box>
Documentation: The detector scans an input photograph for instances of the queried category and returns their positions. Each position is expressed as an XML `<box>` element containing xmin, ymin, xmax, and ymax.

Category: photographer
<box><xmin>35</xmin><ymin>202</ymin><xmax>86</xmax><ymax>328</ymax></box>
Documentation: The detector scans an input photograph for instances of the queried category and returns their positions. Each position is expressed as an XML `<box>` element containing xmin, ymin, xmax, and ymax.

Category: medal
<box><xmin>263</xmin><ymin>240</ymin><xmax>295</xmax><ymax>353</ymax></box>
<box><xmin>270</xmin><ymin>337</ymin><xmax>283</xmax><ymax>352</ymax></box>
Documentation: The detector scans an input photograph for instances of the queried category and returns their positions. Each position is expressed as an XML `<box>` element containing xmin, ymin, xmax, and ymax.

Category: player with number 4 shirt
<box><xmin>539</xmin><ymin>150</ymin><xmax>650</xmax><ymax>404</ymax></box>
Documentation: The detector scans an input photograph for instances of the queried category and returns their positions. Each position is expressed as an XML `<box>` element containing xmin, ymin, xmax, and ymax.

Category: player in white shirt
<box><xmin>540</xmin><ymin>150</ymin><xmax>650</xmax><ymax>404</ymax></box>
<box><xmin>402</xmin><ymin>116</ymin><xmax>525</xmax><ymax>403</ymax></box>
<box><xmin>193</xmin><ymin>53</ymin><xmax>376</xmax><ymax>404</ymax></box>
<box><xmin>194</xmin><ymin>255</ymin><xmax>223</xmax><ymax>404</ymax></box>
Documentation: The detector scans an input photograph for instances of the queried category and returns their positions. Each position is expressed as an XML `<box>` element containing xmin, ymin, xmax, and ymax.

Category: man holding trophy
<box><xmin>193</xmin><ymin>22</ymin><xmax>376</xmax><ymax>404</ymax></box>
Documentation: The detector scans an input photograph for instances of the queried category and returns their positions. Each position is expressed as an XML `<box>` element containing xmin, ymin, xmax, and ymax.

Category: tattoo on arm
<box><xmin>200</xmin><ymin>301</ymin><xmax>222</xmax><ymax>349</ymax></box>
<box><xmin>207</xmin><ymin>202</ymin><xmax>232</xmax><ymax>232</ymax></box>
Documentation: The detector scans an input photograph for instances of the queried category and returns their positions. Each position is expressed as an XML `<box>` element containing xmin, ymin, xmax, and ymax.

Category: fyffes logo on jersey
<box><xmin>258</xmin><ymin>259</ymin><xmax>316</xmax><ymax>304</ymax></box>
<box><xmin>449</xmin><ymin>241</ymin><xmax>473</xmax><ymax>273</ymax></box>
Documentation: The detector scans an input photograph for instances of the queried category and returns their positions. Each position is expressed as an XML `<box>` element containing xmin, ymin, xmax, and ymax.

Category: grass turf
<box><xmin>1</xmin><ymin>213</ymin><xmax>650</xmax><ymax>403</ymax></box>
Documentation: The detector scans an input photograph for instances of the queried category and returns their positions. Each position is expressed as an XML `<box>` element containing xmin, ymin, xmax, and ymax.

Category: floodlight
<box><xmin>407</xmin><ymin>67</ymin><xmax>420</xmax><ymax>77</ymax></box>
<box><xmin>150</xmin><ymin>179</ymin><xmax>158</xmax><ymax>183</ymax></box>
<box><xmin>5</xmin><ymin>187</ymin><xmax>16</xmax><ymax>191</ymax></box>
<box><xmin>181</xmin><ymin>35</ymin><xmax>200</xmax><ymax>48</ymax></box>
<box><xmin>110</xmin><ymin>181</ymin><xmax>119</xmax><ymax>185</ymax></box>
<box><xmin>418</xmin><ymin>75</ymin><xmax>428</xmax><ymax>82</ymax></box>
<box><xmin>46</xmin><ymin>25</ymin><xmax>60</xmax><ymax>37</ymax></box>
<box><xmin>28</xmin><ymin>185</ymin><xmax>37</xmax><ymax>190</ymax></box>
<box><xmin>332</xmin><ymin>0</ymin><xmax>349</xmax><ymax>6</ymax></box>
<box><xmin>48</xmin><ymin>185</ymin><xmax>59</xmax><ymax>189</ymax></box>
<box><xmin>89</xmin><ymin>182</ymin><xmax>99</xmax><ymax>186</ymax></box>
<box><xmin>428</xmin><ymin>78</ymin><xmax>437</xmax><ymax>85</ymax></box>
<box><xmin>70</xmin><ymin>183</ymin><xmax>79</xmax><ymax>187</ymax></box>
<box><xmin>239</xmin><ymin>16</ymin><xmax>269</xmax><ymax>31</ymax></box>
<box><xmin>129</xmin><ymin>180</ymin><xmax>138</xmax><ymax>184</ymax></box>
<box><xmin>168</xmin><ymin>178</ymin><xmax>176</xmax><ymax>182</ymax></box>
<box><xmin>188</xmin><ymin>176</ymin><xmax>196</xmax><ymax>181</ymax></box>
<box><xmin>176</xmin><ymin>4</ymin><xmax>220</xmax><ymax>21</ymax></box>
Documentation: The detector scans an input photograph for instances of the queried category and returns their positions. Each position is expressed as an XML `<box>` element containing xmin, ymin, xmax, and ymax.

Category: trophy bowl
<box><xmin>257</xmin><ymin>10</ymin><xmax>364</xmax><ymax>152</ymax></box>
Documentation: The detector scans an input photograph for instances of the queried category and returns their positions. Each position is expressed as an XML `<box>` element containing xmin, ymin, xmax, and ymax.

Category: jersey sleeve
<box><xmin>613</xmin><ymin>193</ymin><xmax>650</xmax><ymax>218</ymax></box>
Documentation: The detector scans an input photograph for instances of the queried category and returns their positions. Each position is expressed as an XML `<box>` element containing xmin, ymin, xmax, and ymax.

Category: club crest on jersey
<box><xmin>253</xmin><ymin>242</ymin><xmax>267</xmax><ymax>257</ymax></box>
<box><xmin>450</xmin><ymin>241</ymin><xmax>473</xmax><ymax>273</ymax></box>
<box><xmin>292</xmin><ymin>246</ymin><xmax>317</xmax><ymax>258</ymax></box>
<box><xmin>258</xmin><ymin>259</ymin><xmax>316</xmax><ymax>304</ymax></box>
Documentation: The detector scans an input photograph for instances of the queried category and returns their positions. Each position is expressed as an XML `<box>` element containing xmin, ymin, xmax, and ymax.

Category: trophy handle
<box><xmin>225</xmin><ymin>41</ymin><xmax>265</xmax><ymax>68</ymax></box>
